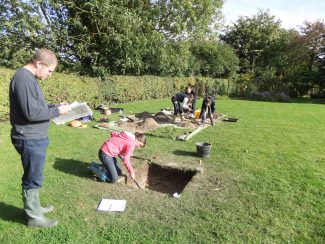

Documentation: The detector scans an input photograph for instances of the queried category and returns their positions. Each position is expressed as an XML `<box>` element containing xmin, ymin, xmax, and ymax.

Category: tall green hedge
<box><xmin>0</xmin><ymin>67</ymin><xmax>229</xmax><ymax>121</ymax></box>
<box><xmin>0</xmin><ymin>68</ymin><xmax>13</xmax><ymax>121</ymax></box>
<box><xmin>0</xmin><ymin>68</ymin><xmax>104</xmax><ymax>121</ymax></box>
<box><xmin>100</xmin><ymin>76</ymin><xmax>197</xmax><ymax>103</ymax></box>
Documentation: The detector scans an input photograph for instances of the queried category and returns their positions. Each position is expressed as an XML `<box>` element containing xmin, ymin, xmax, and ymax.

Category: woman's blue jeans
<box><xmin>11</xmin><ymin>138</ymin><xmax>49</xmax><ymax>189</ymax></box>
<box><xmin>98</xmin><ymin>150</ymin><xmax>122</xmax><ymax>183</ymax></box>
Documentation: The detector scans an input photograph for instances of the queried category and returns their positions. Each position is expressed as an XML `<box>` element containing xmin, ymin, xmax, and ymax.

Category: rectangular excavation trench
<box><xmin>126</xmin><ymin>163</ymin><xmax>197</xmax><ymax>195</ymax></box>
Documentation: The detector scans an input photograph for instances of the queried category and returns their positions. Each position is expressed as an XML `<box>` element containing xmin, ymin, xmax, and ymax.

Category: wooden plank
<box><xmin>176</xmin><ymin>124</ymin><xmax>209</xmax><ymax>141</ymax></box>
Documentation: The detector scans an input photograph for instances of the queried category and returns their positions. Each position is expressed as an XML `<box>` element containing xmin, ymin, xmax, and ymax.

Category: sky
<box><xmin>222</xmin><ymin>0</ymin><xmax>325</xmax><ymax>30</ymax></box>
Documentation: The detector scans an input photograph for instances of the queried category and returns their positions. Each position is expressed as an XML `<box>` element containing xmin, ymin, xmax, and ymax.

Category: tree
<box><xmin>58</xmin><ymin>0</ymin><xmax>224</xmax><ymax>76</ymax></box>
<box><xmin>152</xmin><ymin>0</ymin><xmax>223</xmax><ymax>40</ymax></box>
<box><xmin>296</xmin><ymin>20</ymin><xmax>325</xmax><ymax>95</ymax></box>
<box><xmin>0</xmin><ymin>0</ymin><xmax>226</xmax><ymax>77</ymax></box>
<box><xmin>0</xmin><ymin>0</ymin><xmax>75</xmax><ymax>71</ymax></box>
<box><xmin>190</xmin><ymin>40</ymin><xmax>239</xmax><ymax>78</ymax></box>
<box><xmin>299</xmin><ymin>20</ymin><xmax>325</xmax><ymax>72</ymax></box>
<box><xmin>220</xmin><ymin>10</ymin><xmax>317</xmax><ymax>94</ymax></box>
<box><xmin>221</xmin><ymin>10</ymin><xmax>285</xmax><ymax>74</ymax></box>
<box><xmin>0</xmin><ymin>0</ymin><xmax>45</xmax><ymax>67</ymax></box>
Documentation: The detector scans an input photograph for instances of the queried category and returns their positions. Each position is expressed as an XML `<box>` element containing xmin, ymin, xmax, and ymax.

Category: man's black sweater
<box><xmin>9</xmin><ymin>68</ymin><xmax>59</xmax><ymax>139</ymax></box>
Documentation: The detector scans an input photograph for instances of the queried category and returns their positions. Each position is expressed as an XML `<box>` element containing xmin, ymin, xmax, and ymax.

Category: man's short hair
<box><xmin>31</xmin><ymin>49</ymin><xmax>58</xmax><ymax>67</ymax></box>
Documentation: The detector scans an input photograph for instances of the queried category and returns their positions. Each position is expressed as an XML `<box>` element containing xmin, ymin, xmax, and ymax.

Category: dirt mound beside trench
<box><xmin>118</xmin><ymin>117</ymin><xmax>160</xmax><ymax>132</ymax></box>
<box><xmin>154</xmin><ymin>112</ymin><xmax>172</xmax><ymax>123</ymax></box>
<box><xmin>138</xmin><ymin>118</ymin><xmax>160</xmax><ymax>131</ymax></box>
<box><xmin>135</xmin><ymin>111</ymin><xmax>153</xmax><ymax>119</ymax></box>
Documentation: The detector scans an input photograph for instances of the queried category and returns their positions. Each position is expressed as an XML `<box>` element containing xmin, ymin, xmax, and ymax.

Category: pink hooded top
<box><xmin>100</xmin><ymin>131</ymin><xmax>135</xmax><ymax>174</ymax></box>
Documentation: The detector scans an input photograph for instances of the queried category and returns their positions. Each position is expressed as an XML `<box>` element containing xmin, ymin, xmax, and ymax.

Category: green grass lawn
<box><xmin>0</xmin><ymin>98</ymin><xmax>324</xmax><ymax>243</ymax></box>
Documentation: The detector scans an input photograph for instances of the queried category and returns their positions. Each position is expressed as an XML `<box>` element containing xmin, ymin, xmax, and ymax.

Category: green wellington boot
<box><xmin>41</xmin><ymin>205</ymin><xmax>54</xmax><ymax>214</ymax></box>
<box><xmin>23</xmin><ymin>188</ymin><xmax>58</xmax><ymax>228</ymax></box>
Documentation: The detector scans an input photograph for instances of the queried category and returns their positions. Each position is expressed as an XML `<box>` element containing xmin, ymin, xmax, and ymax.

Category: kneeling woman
<box><xmin>99</xmin><ymin>131</ymin><xmax>146</xmax><ymax>183</ymax></box>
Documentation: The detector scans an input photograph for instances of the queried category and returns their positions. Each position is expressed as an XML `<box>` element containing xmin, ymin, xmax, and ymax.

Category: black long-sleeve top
<box><xmin>9</xmin><ymin>68</ymin><xmax>59</xmax><ymax>139</ymax></box>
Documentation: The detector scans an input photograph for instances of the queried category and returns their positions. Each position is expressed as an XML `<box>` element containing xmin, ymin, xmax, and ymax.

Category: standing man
<box><xmin>9</xmin><ymin>49</ymin><xmax>71</xmax><ymax>228</ymax></box>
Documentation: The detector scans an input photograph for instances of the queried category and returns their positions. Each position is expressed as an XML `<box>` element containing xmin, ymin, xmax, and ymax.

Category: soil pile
<box><xmin>180</xmin><ymin>121</ymin><xmax>197</xmax><ymax>129</ymax></box>
<box><xmin>135</xmin><ymin>111</ymin><xmax>153</xmax><ymax>119</ymax></box>
<box><xmin>138</xmin><ymin>118</ymin><xmax>160</xmax><ymax>131</ymax></box>
<box><xmin>154</xmin><ymin>112</ymin><xmax>172</xmax><ymax>123</ymax></box>
<box><xmin>118</xmin><ymin>121</ymin><xmax>140</xmax><ymax>132</ymax></box>
<box><xmin>118</xmin><ymin>118</ymin><xmax>160</xmax><ymax>132</ymax></box>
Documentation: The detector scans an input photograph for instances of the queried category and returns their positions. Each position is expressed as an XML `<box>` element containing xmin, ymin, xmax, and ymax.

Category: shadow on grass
<box><xmin>53</xmin><ymin>158</ymin><xmax>91</xmax><ymax>178</ymax></box>
<box><xmin>290</xmin><ymin>97</ymin><xmax>325</xmax><ymax>104</ymax></box>
<box><xmin>0</xmin><ymin>202</ymin><xmax>25</xmax><ymax>225</ymax></box>
<box><xmin>173</xmin><ymin>149</ymin><xmax>198</xmax><ymax>157</ymax></box>
<box><xmin>232</xmin><ymin>97</ymin><xmax>325</xmax><ymax>104</ymax></box>
<box><xmin>144</xmin><ymin>125</ymin><xmax>193</xmax><ymax>140</ymax></box>
<box><xmin>146</xmin><ymin>132</ymin><xmax>176</xmax><ymax>139</ymax></box>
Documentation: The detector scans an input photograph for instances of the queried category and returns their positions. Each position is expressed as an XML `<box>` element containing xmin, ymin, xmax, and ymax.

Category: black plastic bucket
<box><xmin>196</xmin><ymin>142</ymin><xmax>212</xmax><ymax>158</ymax></box>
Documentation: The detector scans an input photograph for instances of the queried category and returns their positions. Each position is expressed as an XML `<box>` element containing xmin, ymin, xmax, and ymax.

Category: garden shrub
<box><xmin>0</xmin><ymin>68</ymin><xmax>103</xmax><ymax>121</ymax></box>
<box><xmin>100</xmin><ymin>75</ymin><xmax>195</xmax><ymax>103</ymax></box>
<box><xmin>195</xmin><ymin>77</ymin><xmax>231</xmax><ymax>96</ymax></box>
<box><xmin>0</xmin><ymin>68</ymin><xmax>14</xmax><ymax>121</ymax></box>
<box><xmin>0</xmin><ymin>67</ymin><xmax>230</xmax><ymax>121</ymax></box>
<box><xmin>230</xmin><ymin>72</ymin><xmax>257</xmax><ymax>98</ymax></box>
<box><xmin>251</xmin><ymin>91</ymin><xmax>290</xmax><ymax>102</ymax></box>
<box><xmin>40</xmin><ymin>72</ymin><xmax>103</xmax><ymax>108</ymax></box>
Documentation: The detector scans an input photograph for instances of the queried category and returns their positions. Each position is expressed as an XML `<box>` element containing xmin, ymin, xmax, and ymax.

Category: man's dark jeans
<box><xmin>11</xmin><ymin>138</ymin><xmax>49</xmax><ymax>189</ymax></box>
<box><xmin>98</xmin><ymin>150</ymin><xmax>122</xmax><ymax>183</ymax></box>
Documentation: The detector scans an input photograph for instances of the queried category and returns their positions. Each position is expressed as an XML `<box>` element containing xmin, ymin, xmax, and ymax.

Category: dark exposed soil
<box><xmin>178</xmin><ymin>120</ymin><xmax>198</xmax><ymax>129</ymax></box>
<box><xmin>135</xmin><ymin>111</ymin><xmax>153</xmax><ymax>119</ymax></box>
<box><xmin>115</xmin><ymin>109</ymin><xmax>224</xmax><ymax>132</ymax></box>
<box><xmin>153</xmin><ymin>112</ymin><xmax>172</xmax><ymax>123</ymax></box>
<box><xmin>127</xmin><ymin>163</ymin><xmax>197</xmax><ymax>195</ymax></box>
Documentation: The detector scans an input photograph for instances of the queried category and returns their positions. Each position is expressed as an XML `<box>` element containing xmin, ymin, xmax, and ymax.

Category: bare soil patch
<box><xmin>126</xmin><ymin>163</ymin><xmax>197</xmax><ymax>195</ymax></box>
<box><xmin>153</xmin><ymin>112</ymin><xmax>172</xmax><ymax>123</ymax></box>
<box><xmin>118</xmin><ymin>118</ymin><xmax>160</xmax><ymax>132</ymax></box>
<box><xmin>115</xmin><ymin>110</ymin><xmax>213</xmax><ymax>132</ymax></box>
<box><xmin>135</xmin><ymin>111</ymin><xmax>153</xmax><ymax>119</ymax></box>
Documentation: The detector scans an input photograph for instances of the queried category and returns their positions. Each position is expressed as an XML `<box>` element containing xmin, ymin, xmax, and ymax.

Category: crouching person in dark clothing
<box><xmin>185</xmin><ymin>84</ymin><xmax>197</xmax><ymax>118</ymax></box>
<box><xmin>199</xmin><ymin>96</ymin><xmax>216</xmax><ymax>126</ymax></box>
<box><xmin>9</xmin><ymin>49</ymin><xmax>71</xmax><ymax>228</ymax></box>
<box><xmin>171</xmin><ymin>93</ymin><xmax>194</xmax><ymax>121</ymax></box>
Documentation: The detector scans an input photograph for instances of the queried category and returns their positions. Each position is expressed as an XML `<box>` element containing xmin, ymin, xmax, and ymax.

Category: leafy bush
<box><xmin>0</xmin><ymin>68</ymin><xmax>14</xmax><ymax>121</ymax></box>
<box><xmin>40</xmin><ymin>73</ymin><xmax>103</xmax><ymax>108</ymax></box>
<box><xmin>216</xmin><ymin>95</ymin><xmax>231</xmax><ymax>100</ymax></box>
<box><xmin>100</xmin><ymin>75</ymin><xmax>195</xmax><ymax>103</ymax></box>
<box><xmin>230</xmin><ymin>73</ymin><xmax>257</xmax><ymax>98</ymax></box>
<box><xmin>0</xmin><ymin>68</ymin><xmax>103</xmax><ymax>121</ymax></box>
<box><xmin>251</xmin><ymin>91</ymin><xmax>290</xmax><ymax>102</ymax></box>
<box><xmin>195</xmin><ymin>77</ymin><xmax>231</xmax><ymax>96</ymax></box>
<box><xmin>0</xmin><ymin>67</ymin><xmax>230</xmax><ymax>121</ymax></box>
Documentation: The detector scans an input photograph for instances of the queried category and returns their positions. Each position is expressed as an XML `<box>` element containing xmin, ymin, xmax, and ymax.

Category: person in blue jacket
<box><xmin>199</xmin><ymin>96</ymin><xmax>216</xmax><ymax>126</ymax></box>
<box><xmin>171</xmin><ymin>93</ymin><xmax>194</xmax><ymax>121</ymax></box>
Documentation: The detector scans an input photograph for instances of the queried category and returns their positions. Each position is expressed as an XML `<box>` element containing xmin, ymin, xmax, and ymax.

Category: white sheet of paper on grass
<box><xmin>97</xmin><ymin>199</ymin><xmax>126</xmax><ymax>212</ymax></box>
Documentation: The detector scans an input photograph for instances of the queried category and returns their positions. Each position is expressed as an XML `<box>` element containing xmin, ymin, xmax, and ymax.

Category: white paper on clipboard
<box><xmin>53</xmin><ymin>101</ymin><xmax>92</xmax><ymax>125</ymax></box>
